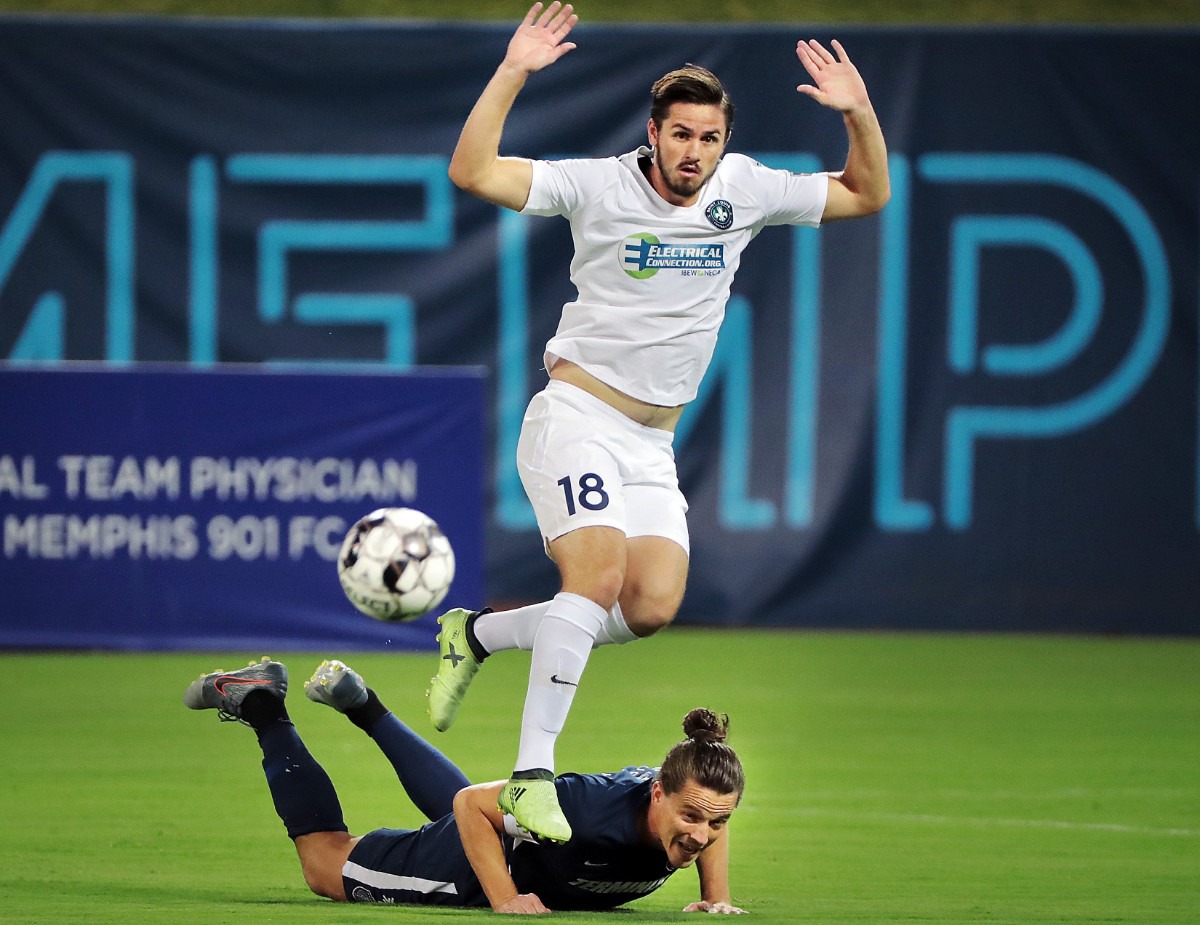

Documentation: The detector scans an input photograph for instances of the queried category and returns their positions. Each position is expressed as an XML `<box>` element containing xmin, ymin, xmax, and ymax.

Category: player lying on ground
<box><xmin>436</xmin><ymin>0</ymin><xmax>889</xmax><ymax>844</ymax></box>
<box><xmin>184</xmin><ymin>657</ymin><xmax>747</xmax><ymax>915</ymax></box>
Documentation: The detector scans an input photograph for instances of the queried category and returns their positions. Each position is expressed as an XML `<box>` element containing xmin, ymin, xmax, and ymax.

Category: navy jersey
<box><xmin>345</xmin><ymin>765</ymin><xmax>677</xmax><ymax>910</ymax></box>
<box><xmin>507</xmin><ymin>766</ymin><xmax>677</xmax><ymax>910</ymax></box>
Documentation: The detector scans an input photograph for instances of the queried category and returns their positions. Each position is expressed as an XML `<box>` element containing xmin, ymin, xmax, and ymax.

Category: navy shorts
<box><xmin>341</xmin><ymin>815</ymin><xmax>488</xmax><ymax>907</ymax></box>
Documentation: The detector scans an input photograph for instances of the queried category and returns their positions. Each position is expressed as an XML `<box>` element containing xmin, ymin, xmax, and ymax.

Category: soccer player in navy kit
<box><xmin>185</xmin><ymin>657</ymin><xmax>747</xmax><ymax>915</ymax></box>
<box><xmin>431</xmin><ymin>1</ymin><xmax>890</xmax><ymax>844</ymax></box>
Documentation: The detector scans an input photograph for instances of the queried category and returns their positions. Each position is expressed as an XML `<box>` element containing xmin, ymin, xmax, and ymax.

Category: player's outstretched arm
<box><xmin>685</xmin><ymin>827</ymin><xmax>746</xmax><ymax>914</ymax></box>
<box><xmin>448</xmin><ymin>2</ymin><xmax>579</xmax><ymax>211</ymax></box>
<box><xmin>453</xmin><ymin>782</ymin><xmax>553</xmax><ymax>914</ymax></box>
<box><xmin>795</xmin><ymin>38</ymin><xmax>890</xmax><ymax>222</ymax></box>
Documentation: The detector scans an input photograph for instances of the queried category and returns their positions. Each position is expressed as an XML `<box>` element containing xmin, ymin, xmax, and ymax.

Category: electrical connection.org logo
<box><xmin>620</xmin><ymin>233</ymin><xmax>726</xmax><ymax>279</ymax></box>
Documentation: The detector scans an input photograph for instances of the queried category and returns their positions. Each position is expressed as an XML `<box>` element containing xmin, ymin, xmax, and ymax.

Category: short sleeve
<box><xmin>522</xmin><ymin>158</ymin><xmax>588</xmax><ymax>217</ymax></box>
<box><xmin>752</xmin><ymin>161</ymin><xmax>830</xmax><ymax>227</ymax></box>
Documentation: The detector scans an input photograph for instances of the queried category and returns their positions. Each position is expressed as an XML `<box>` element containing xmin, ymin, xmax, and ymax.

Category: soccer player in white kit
<box><xmin>430</xmin><ymin>1</ymin><xmax>891</xmax><ymax>844</ymax></box>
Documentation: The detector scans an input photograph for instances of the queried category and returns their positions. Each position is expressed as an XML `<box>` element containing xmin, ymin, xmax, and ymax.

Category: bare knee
<box><xmin>302</xmin><ymin>860</ymin><xmax>345</xmax><ymax>901</ymax></box>
<box><xmin>295</xmin><ymin>832</ymin><xmax>355</xmax><ymax>901</ymax></box>
<box><xmin>619</xmin><ymin>584</ymin><xmax>682</xmax><ymax>636</ymax></box>
<box><xmin>563</xmin><ymin>561</ymin><xmax>625</xmax><ymax>610</ymax></box>
<box><xmin>620</xmin><ymin>539</ymin><xmax>688</xmax><ymax>636</ymax></box>
<box><xmin>551</xmin><ymin>527</ymin><xmax>628</xmax><ymax>609</ymax></box>
<box><xmin>623</xmin><ymin>600</ymin><xmax>678</xmax><ymax>636</ymax></box>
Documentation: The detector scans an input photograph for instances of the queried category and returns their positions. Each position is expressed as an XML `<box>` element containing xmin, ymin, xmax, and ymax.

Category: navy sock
<box><xmin>240</xmin><ymin>688</ymin><xmax>288</xmax><ymax>729</ymax></box>
<box><xmin>255</xmin><ymin>715</ymin><xmax>347</xmax><ymax>839</ymax></box>
<box><xmin>344</xmin><ymin>688</ymin><xmax>388</xmax><ymax>733</ymax></box>
<box><xmin>363</xmin><ymin>708</ymin><xmax>470</xmax><ymax>821</ymax></box>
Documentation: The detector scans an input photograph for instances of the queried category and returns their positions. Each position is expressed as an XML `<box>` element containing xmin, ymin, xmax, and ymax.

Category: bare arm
<box><xmin>683</xmin><ymin>829</ymin><xmax>745</xmax><ymax>914</ymax></box>
<box><xmin>447</xmin><ymin>2</ymin><xmax>579</xmax><ymax>211</ymax></box>
<box><xmin>453</xmin><ymin>783</ymin><xmax>552</xmax><ymax>914</ymax></box>
<box><xmin>796</xmin><ymin>39</ymin><xmax>891</xmax><ymax>222</ymax></box>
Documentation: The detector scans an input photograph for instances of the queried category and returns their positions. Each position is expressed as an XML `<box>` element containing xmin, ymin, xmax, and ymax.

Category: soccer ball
<box><xmin>336</xmin><ymin>508</ymin><xmax>456</xmax><ymax>622</ymax></box>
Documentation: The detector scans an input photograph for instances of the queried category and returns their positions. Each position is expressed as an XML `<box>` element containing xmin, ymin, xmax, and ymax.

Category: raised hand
<box><xmin>795</xmin><ymin>38</ymin><xmax>870</xmax><ymax>114</ymax></box>
<box><xmin>504</xmin><ymin>2</ymin><xmax>579</xmax><ymax>75</ymax></box>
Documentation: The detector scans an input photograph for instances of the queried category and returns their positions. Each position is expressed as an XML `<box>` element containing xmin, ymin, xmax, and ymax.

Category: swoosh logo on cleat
<box><xmin>550</xmin><ymin>674</ymin><xmax>578</xmax><ymax>687</ymax></box>
<box><xmin>214</xmin><ymin>677</ymin><xmax>272</xmax><ymax>695</ymax></box>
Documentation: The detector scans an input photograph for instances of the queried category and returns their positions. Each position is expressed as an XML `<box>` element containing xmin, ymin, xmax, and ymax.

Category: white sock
<box><xmin>592</xmin><ymin>601</ymin><xmax>638</xmax><ymax>646</ymax></box>
<box><xmin>513</xmin><ymin>591</ymin><xmax>606</xmax><ymax>773</ymax></box>
<box><xmin>473</xmin><ymin>601</ymin><xmax>550</xmax><ymax>653</ymax></box>
<box><xmin>475</xmin><ymin>599</ymin><xmax>636</xmax><ymax>654</ymax></box>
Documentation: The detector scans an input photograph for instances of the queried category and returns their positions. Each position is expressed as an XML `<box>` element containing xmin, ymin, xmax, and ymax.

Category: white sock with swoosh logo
<box><xmin>513</xmin><ymin>591</ymin><xmax>606</xmax><ymax>773</ymax></box>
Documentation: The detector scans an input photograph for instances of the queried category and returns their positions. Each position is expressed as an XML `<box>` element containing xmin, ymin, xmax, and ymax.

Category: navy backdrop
<box><xmin>1</xmin><ymin>16</ymin><xmax>1198</xmax><ymax>639</ymax></box>
<box><xmin>0</xmin><ymin>365</ymin><xmax>485</xmax><ymax>649</ymax></box>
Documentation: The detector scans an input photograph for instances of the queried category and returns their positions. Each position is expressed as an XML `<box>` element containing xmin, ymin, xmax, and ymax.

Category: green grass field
<box><xmin>2</xmin><ymin>629</ymin><xmax>1196</xmax><ymax>923</ymax></box>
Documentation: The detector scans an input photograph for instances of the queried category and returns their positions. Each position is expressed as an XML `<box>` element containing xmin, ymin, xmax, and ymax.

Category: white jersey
<box><xmin>522</xmin><ymin>147</ymin><xmax>829</xmax><ymax>406</ymax></box>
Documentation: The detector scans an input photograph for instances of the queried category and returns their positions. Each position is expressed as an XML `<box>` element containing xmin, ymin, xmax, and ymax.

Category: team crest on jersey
<box><xmin>705</xmin><ymin>199</ymin><xmax>734</xmax><ymax>230</ymax></box>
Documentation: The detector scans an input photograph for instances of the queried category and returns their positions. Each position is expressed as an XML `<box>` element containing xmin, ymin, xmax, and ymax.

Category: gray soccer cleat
<box><xmin>304</xmin><ymin>659</ymin><xmax>368</xmax><ymax>713</ymax></box>
<box><xmin>183</xmin><ymin>657</ymin><xmax>287</xmax><ymax>724</ymax></box>
<box><xmin>427</xmin><ymin>607</ymin><xmax>488</xmax><ymax>732</ymax></box>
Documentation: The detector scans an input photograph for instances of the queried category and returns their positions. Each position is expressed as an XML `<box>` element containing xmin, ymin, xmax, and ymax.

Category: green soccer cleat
<box><xmin>304</xmin><ymin>659</ymin><xmax>368</xmax><ymax>713</ymax></box>
<box><xmin>427</xmin><ymin>607</ymin><xmax>488</xmax><ymax>732</ymax></box>
<box><xmin>497</xmin><ymin>770</ymin><xmax>573</xmax><ymax>845</ymax></box>
<box><xmin>183</xmin><ymin>657</ymin><xmax>287</xmax><ymax>724</ymax></box>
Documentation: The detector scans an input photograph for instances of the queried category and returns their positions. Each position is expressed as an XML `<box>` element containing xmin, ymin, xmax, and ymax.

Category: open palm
<box><xmin>795</xmin><ymin>39</ymin><xmax>870</xmax><ymax>113</ymax></box>
<box><xmin>506</xmin><ymin>2</ymin><xmax>579</xmax><ymax>74</ymax></box>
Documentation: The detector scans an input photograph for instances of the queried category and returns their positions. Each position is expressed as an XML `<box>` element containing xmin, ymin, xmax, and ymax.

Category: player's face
<box><xmin>646</xmin><ymin>103</ymin><xmax>729</xmax><ymax>206</ymax></box>
<box><xmin>649</xmin><ymin>778</ymin><xmax>739</xmax><ymax>868</ymax></box>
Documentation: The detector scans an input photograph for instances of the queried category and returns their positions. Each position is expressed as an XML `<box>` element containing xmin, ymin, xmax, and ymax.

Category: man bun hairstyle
<box><xmin>659</xmin><ymin>708</ymin><xmax>745</xmax><ymax>802</ymax></box>
<box><xmin>650</xmin><ymin>64</ymin><xmax>734</xmax><ymax>133</ymax></box>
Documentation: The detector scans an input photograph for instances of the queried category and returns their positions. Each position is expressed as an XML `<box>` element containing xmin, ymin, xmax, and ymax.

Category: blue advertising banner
<box><xmin>0</xmin><ymin>366</ymin><xmax>484</xmax><ymax>649</ymax></box>
<box><xmin>0</xmin><ymin>17</ymin><xmax>1197</xmax><ymax>636</ymax></box>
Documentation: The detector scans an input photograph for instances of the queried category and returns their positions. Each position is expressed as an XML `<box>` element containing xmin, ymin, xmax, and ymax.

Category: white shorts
<box><xmin>516</xmin><ymin>380</ymin><xmax>690</xmax><ymax>555</ymax></box>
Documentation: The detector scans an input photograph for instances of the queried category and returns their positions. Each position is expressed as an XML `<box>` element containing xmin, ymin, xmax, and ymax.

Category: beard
<box><xmin>654</xmin><ymin>147</ymin><xmax>712</xmax><ymax>199</ymax></box>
